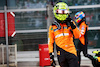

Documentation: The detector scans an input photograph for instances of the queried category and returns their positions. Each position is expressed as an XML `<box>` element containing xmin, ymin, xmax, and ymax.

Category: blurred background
<box><xmin>0</xmin><ymin>0</ymin><xmax>100</xmax><ymax>67</ymax></box>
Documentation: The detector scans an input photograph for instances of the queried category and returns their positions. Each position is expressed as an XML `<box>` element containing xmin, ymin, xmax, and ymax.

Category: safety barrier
<box><xmin>0</xmin><ymin>44</ymin><xmax>17</xmax><ymax>67</ymax></box>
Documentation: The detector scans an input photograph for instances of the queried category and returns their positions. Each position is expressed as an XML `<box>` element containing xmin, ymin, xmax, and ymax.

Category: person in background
<box><xmin>92</xmin><ymin>50</ymin><xmax>100</xmax><ymax>67</ymax></box>
<box><xmin>75</xmin><ymin>11</ymin><xmax>93</xmax><ymax>67</ymax></box>
<box><xmin>48</xmin><ymin>1</ymin><xmax>80</xmax><ymax>67</ymax></box>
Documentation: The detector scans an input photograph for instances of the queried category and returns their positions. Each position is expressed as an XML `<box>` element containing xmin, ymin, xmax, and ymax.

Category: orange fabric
<box><xmin>79</xmin><ymin>21</ymin><xmax>88</xmax><ymax>45</ymax></box>
<box><xmin>48</xmin><ymin>22</ymin><xmax>80</xmax><ymax>56</ymax></box>
<box><xmin>97</xmin><ymin>57</ymin><xmax>100</xmax><ymax>62</ymax></box>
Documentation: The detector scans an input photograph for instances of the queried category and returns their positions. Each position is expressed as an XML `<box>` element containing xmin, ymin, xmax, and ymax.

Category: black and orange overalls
<box><xmin>77</xmin><ymin>21</ymin><xmax>92</xmax><ymax>66</ymax></box>
<box><xmin>48</xmin><ymin>21</ymin><xmax>79</xmax><ymax>67</ymax></box>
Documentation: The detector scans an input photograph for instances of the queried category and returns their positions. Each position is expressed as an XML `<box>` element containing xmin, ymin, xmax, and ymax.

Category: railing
<box><xmin>0</xmin><ymin>44</ymin><xmax>17</xmax><ymax>67</ymax></box>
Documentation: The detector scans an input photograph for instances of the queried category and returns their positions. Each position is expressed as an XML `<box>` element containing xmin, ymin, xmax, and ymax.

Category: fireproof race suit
<box><xmin>78</xmin><ymin>21</ymin><xmax>88</xmax><ymax>45</ymax></box>
<box><xmin>48</xmin><ymin>21</ymin><xmax>80</xmax><ymax>67</ymax></box>
<box><xmin>48</xmin><ymin>22</ymin><xmax>80</xmax><ymax>55</ymax></box>
<box><xmin>77</xmin><ymin>21</ymin><xmax>92</xmax><ymax>66</ymax></box>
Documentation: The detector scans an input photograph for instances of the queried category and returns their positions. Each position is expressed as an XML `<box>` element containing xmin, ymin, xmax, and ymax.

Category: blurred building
<box><xmin>0</xmin><ymin>0</ymin><xmax>100</xmax><ymax>51</ymax></box>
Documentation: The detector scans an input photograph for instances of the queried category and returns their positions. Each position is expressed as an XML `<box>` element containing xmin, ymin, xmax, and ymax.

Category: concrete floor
<box><xmin>16</xmin><ymin>50</ymin><xmax>94</xmax><ymax>67</ymax></box>
<box><xmin>1</xmin><ymin>49</ymin><xmax>100</xmax><ymax>67</ymax></box>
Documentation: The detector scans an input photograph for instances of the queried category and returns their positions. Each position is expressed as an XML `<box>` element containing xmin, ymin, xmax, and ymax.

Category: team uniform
<box><xmin>75</xmin><ymin>11</ymin><xmax>93</xmax><ymax>67</ymax></box>
<box><xmin>48</xmin><ymin>22</ymin><xmax>79</xmax><ymax>67</ymax></box>
<box><xmin>77</xmin><ymin>21</ymin><xmax>89</xmax><ymax>65</ymax></box>
<box><xmin>48</xmin><ymin>2</ymin><xmax>80</xmax><ymax>67</ymax></box>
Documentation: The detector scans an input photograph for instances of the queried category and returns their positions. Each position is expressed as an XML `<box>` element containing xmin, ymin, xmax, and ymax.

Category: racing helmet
<box><xmin>53</xmin><ymin>2</ymin><xmax>70</xmax><ymax>21</ymax></box>
<box><xmin>75</xmin><ymin>11</ymin><xmax>85</xmax><ymax>23</ymax></box>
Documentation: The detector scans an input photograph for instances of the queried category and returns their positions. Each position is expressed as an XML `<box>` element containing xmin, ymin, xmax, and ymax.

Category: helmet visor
<box><xmin>56</xmin><ymin>9</ymin><xmax>70</xmax><ymax>14</ymax></box>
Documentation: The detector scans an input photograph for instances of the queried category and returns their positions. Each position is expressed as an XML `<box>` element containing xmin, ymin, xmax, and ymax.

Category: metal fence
<box><xmin>0</xmin><ymin>44</ymin><xmax>17</xmax><ymax>67</ymax></box>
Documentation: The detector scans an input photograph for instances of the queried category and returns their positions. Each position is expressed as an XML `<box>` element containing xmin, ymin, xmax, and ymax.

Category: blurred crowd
<box><xmin>16</xmin><ymin>0</ymin><xmax>47</xmax><ymax>9</ymax></box>
<box><xmin>16</xmin><ymin>0</ymin><xmax>100</xmax><ymax>9</ymax></box>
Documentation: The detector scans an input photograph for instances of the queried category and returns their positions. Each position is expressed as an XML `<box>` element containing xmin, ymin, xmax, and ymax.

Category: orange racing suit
<box><xmin>77</xmin><ymin>21</ymin><xmax>93</xmax><ymax>67</ymax></box>
<box><xmin>48</xmin><ymin>22</ymin><xmax>80</xmax><ymax>56</ymax></box>
<box><xmin>78</xmin><ymin>21</ymin><xmax>88</xmax><ymax>45</ymax></box>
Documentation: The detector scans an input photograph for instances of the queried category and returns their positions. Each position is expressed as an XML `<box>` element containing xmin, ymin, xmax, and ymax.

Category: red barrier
<box><xmin>39</xmin><ymin>44</ymin><xmax>51</xmax><ymax>67</ymax></box>
<box><xmin>0</xmin><ymin>12</ymin><xmax>15</xmax><ymax>37</ymax></box>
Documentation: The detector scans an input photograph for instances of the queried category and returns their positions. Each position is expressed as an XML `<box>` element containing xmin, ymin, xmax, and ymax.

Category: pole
<box><xmin>47</xmin><ymin>4</ymin><xmax>53</xmax><ymax>32</ymax></box>
<box><xmin>4</xmin><ymin>6</ymin><xmax>9</xmax><ymax>67</ymax></box>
